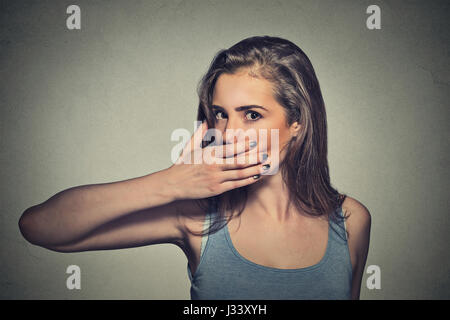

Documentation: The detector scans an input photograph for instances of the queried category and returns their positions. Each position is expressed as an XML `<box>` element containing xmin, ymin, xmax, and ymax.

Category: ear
<box><xmin>289</xmin><ymin>121</ymin><xmax>301</xmax><ymax>138</ymax></box>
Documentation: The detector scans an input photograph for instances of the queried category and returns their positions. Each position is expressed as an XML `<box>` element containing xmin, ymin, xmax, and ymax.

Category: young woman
<box><xmin>18</xmin><ymin>36</ymin><xmax>371</xmax><ymax>300</ymax></box>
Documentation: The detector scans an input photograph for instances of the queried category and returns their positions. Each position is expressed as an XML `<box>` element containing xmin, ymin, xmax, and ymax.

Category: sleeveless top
<box><xmin>187</xmin><ymin>199</ymin><xmax>353</xmax><ymax>300</ymax></box>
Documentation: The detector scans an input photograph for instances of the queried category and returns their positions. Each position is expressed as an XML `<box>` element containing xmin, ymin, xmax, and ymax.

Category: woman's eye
<box><xmin>245</xmin><ymin>111</ymin><xmax>261</xmax><ymax>121</ymax></box>
<box><xmin>214</xmin><ymin>111</ymin><xmax>227</xmax><ymax>120</ymax></box>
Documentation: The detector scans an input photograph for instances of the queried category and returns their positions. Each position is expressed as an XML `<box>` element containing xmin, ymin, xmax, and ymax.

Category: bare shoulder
<box><xmin>342</xmin><ymin>196</ymin><xmax>371</xmax><ymax>234</ymax></box>
<box><xmin>341</xmin><ymin>196</ymin><xmax>371</xmax><ymax>272</ymax></box>
<box><xmin>341</xmin><ymin>196</ymin><xmax>371</xmax><ymax>299</ymax></box>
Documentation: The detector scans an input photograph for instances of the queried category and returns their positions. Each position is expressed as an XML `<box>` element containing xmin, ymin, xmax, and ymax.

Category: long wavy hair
<box><xmin>188</xmin><ymin>35</ymin><xmax>348</xmax><ymax>238</ymax></box>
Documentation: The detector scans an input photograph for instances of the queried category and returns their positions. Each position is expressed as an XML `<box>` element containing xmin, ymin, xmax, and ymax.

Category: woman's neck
<box><xmin>247</xmin><ymin>170</ymin><xmax>299</xmax><ymax>224</ymax></box>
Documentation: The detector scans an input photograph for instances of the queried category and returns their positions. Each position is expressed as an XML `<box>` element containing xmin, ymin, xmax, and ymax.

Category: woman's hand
<box><xmin>164</xmin><ymin>121</ymin><xmax>270</xmax><ymax>200</ymax></box>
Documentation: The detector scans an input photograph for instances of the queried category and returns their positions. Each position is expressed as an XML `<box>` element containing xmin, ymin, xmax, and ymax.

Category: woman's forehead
<box><xmin>212</xmin><ymin>73</ymin><xmax>276</xmax><ymax>108</ymax></box>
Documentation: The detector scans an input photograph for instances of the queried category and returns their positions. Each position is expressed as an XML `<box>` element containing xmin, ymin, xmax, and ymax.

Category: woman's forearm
<box><xmin>18</xmin><ymin>169</ymin><xmax>176</xmax><ymax>246</ymax></box>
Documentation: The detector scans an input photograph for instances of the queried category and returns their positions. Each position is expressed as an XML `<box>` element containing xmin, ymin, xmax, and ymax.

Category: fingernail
<box><xmin>262</xmin><ymin>164</ymin><xmax>270</xmax><ymax>171</ymax></box>
<box><xmin>253</xmin><ymin>174</ymin><xmax>261</xmax><ymax>180</ymax></box>
<box><xmin>262</xmin><ymin>153</ymin><xmax>268</xmax><ymax>161</ymax></box>
<box><xmin>249</xmin><ymin>141</ymin><xmax>257</xmax><ymax>148</ymax></box>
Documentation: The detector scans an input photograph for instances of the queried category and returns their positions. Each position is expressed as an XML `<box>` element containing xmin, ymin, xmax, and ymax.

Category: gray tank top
<box><xmin>187</xmin><ymin>199</ymin><xmax>353</xmax><ymax>299</ymax></box>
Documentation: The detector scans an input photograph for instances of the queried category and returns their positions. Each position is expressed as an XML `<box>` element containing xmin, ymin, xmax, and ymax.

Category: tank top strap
<box><xmin>199</xmin><ymin>198</ymin><xmax>219</xmax><ymax>257</ymax></box>
<box><xmin>199</xmin><ymin>209</ymin><xmax>212</xmax><ymax>257</ymax></box>
<box><xmin>328</xmin><ymin>205</ymin><xmax>349</xmax><ymax>246</ymax></box>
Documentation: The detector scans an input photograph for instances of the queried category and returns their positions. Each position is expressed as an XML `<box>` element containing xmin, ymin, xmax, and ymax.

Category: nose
<box><xmin>223</xmin><ymin>116</ymin><xmax>243</xmax><ymax>145</ymax></box>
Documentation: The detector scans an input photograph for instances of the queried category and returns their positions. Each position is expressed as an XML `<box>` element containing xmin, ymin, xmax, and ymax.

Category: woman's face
<box><xmin>210</xmin><ymin>70</ymin><xmax>299</xmax><ymax>163</ymax></box>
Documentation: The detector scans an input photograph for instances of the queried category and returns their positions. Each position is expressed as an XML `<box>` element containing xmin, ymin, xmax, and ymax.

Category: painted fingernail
<box><xmin>262</xmin><ymin>153</ymin><xmax>268</xmax><ymax>161</ymax></box>
<box><xmin>253</xmin><ymin>174</ymin><xmax>261</xmax><ymax>180</ymax></box>
<box><xmin>262</xmin><ymin>164</ymin><xmax>270</xmax><ymax>171</ymax></box>
<box><xmin>249</xmin><ymin>141</ymin><xmax>257</xmax><ymax>148</ymax></box>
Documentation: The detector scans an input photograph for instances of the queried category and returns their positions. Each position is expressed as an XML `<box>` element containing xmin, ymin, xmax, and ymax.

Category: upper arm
<box><xmin>45</xmin><ymin>199</ymin><xmax>199</xmax><ymax>253</ymax></box>
<box><xmin>342</xmin><ymin>196</ymin><xmax>371</xmax><ymax>300</ymax></box>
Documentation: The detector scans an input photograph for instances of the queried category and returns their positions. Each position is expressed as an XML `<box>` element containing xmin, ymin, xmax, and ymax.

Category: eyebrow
<box><xmin>211</xmin><ymin>104</ymin><xmax>268</xmax><ymax>112</ymax></box>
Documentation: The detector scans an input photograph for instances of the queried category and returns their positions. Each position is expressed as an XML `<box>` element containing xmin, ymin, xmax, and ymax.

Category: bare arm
<box><xmin>18</xmin><ymin>169</ymin><xmax>179</xmax><ymax>249</ymax></box>
<box><xmin>342</xmin><ymin>197</ymin><xmax>372</xmax><ymax>300</ymax></box>
<box><xmin>18</xmin><ymin>122</ymin><xmax>268</xmax><ymax>252</ymax></box>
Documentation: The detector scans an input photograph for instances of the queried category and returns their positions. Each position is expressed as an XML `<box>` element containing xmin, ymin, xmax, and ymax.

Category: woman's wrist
<box><xmin>142</xmin><ymin>167</ymin><xmax>182</xmax><ymax>205</ymax></box>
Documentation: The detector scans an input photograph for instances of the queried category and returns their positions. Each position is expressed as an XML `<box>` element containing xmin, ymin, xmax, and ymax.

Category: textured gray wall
<box><xmin>1</xmin><ymin>0</ymin><xmax>448</xmax><ymax>299</ymax></box>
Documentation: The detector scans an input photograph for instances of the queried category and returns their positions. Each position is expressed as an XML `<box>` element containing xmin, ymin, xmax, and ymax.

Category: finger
<box><xmin>219</xmin><ymin>151</ymin><xmax>269</xmax><ymax>169</ymax></box>
<box><xmin>219</xmin><ymin>162</ymin><xmax>271</xmax><ymax>182</ymax></box>
<box><xmin>190</xmin><ymin>121</ymin><xmax>209</xmax><ymax>151</ymax></box>
<box><xmin>212</xmin><ymin>139</ymin><xmax>259</xmax><ymax>159</ymax></box>
<box><xmin>219</xmin><ymin>173</ymin><xmax>262</xmax><ymax>192</ymax></box>
<box><xmin>177</xmin><ymin>121</ymin><xmax>208</xmax><ymax>164</ymax></box>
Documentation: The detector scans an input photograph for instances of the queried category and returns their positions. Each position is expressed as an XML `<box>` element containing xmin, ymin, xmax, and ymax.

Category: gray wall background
<box><xmin>1</xmin><ymin>0</ymin><xmax>448</xmax><ymax>299</ymax></box>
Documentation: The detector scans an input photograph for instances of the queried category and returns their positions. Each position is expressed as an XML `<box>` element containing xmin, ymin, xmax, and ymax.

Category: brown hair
<box><xmin>190</xmin><ymin>36</ymin><xmax>348</xmax><ymax>238</ymax></box>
